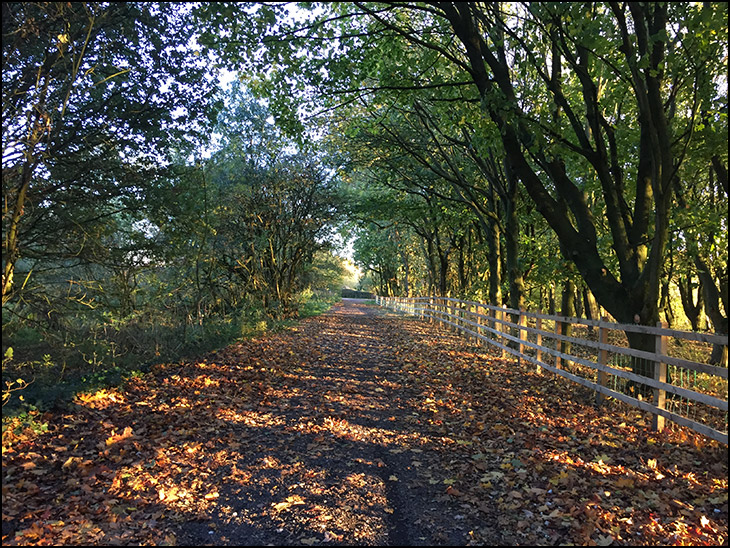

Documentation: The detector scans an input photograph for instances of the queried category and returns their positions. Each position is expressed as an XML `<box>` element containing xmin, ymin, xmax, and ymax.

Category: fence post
<box><xmin>458</xmin><ymin>301</ymin><xmax>462</xmax><ymax>336</ymax></box>
<box><xmin>459</xmin><ymin>301</ymin><xmax>464</xmax><ymax>336</ymax></box>
<box><xmin>450</xmin><ymin>300</ymin><xmax>456</xmax><ymax>334</ymax></box>
<box><xmin>498</xmin><ymin>306</ymin><xmax>505</xmax><ymax>358</ymax></box>
<box><xmin>518</xmin><ymin>308</ymin><xmax>526</xmax><ymax>364</ymax></box>
<box><xmin>652</xmin><ymin>321</ymin><xmax>668</xmax><ymax>432</ymax></box>
<box><xmin>555</xmin><ymin>318</ymin><xmax>563</xmax><ymax>369</ymax></box>
<box><xmin>476</xmin><ymin>303</ymin><xmax>483</xmax><ymax>345</ymax></box>
<box><xmin>596</xmin><ymin>316</ymin><xmax>609</xmax><ymax>406</ymax></box>
<box><xmin>535</xmin><ymin>310</ymin><xmax>542</xmax><ymax>374</ymax></box>
<box><xmin>493</xmin><ymin>306</ymin><xmax>500</xmax><ymax>356</ymax></box>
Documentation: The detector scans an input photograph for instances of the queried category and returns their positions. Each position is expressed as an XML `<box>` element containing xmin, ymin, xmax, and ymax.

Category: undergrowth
<box><xmin>2</xmin><ymin>291</ymin><xmax>340</xmax><ymax>419</ymax></box>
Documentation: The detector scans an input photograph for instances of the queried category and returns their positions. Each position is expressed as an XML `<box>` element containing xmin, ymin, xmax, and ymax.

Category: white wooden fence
<box><xmin>377</xmin><ymin>295</ymin><xmax>729</xmax><ymax>445</ymax></box>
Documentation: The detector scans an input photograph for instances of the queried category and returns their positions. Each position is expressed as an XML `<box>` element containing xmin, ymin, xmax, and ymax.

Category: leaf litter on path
<box><xmin>2</xmin><ymin>301</ymin><xmax>727</xmax><ymax>545</ymax></box>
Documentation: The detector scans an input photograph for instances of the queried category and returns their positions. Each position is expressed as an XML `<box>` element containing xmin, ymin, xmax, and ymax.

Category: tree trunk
<box><xmin>400</xmin><ymin>249</ymin><xmax>410</xmax><ymax>297</ymax></box>
<box><xmin>574</xmin><ymin>284</ymin><xmax>584</xmax><ymax>318</ymax></box>
<box><xmin>503</xmin><ymin>163</ymin><xmax>524</xmax><ymax>312</ymax></box>
<box><xmin>624</xmin><ymin>330</ymin><xmax>659</xmax><ymax>398</ymax></box>
<box><xmin>438</xmin><ymin>253</ymin><xmax>449</xmax><ymax>297</ymax></box>
<box><xmin>457</xmin><ymin>235</ymin><xmax>467</xmax><ymax>294</ymax></box>
<box><xmin>486</xmin><ymin>215</ymin><xmax>502</xmax><ymax>306</ymax></box>
<box><xmin>560</xmin><ymin>280</ymin><xmax>576</xmax><ymax>358</ymax></box>
<box><xmin>696</xmin><ymin>256</ymin><xmax>729</xmax><ymax>366</ymax></box>
<box><xmin>659</xmin><ymin>277</ymin><xmax>675</xmax><ymax>328</ymax></box>
<box><xmin>583</xmin><ymin>286</ymin><xmax>600</xmax><ymax>331</ymax></box>
<box><xmin>548</xmin><ymin>282</ymin><xmax>556</xmax><ymax>315</ymax></box>
<box><xmin>678</xmin><ymin>274</ymin><xmax>704</xmax><ymax>331</ymax></box>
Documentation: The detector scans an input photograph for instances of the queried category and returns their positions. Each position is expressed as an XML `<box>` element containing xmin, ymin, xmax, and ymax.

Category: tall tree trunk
<box><xmin>457</xmin><ymin>235</ymin><xmax>467</xmax><ymax>295</ymax></box>
<box><xmin>400</xmin><ymin>249</ymin><xmax>410</xmax><ymax>297</ymax></box>
<box><xmin>659</xmin><ymin>277</ymin><xmax>675</xmax><ymax>328</ymax></box>
<box><xmin>574</xmin><ymin>284</ymin><xmax>584</xmax><ymax>318</ymax></box>
<box><xmin>438</xmin><ymin>253</ymin><xmax>449</xmax><ymax>297</ymax></box>
<box><xmin>503</xmin><ymin>161</ymin><xmax>524</xmax><ymax>312</ymax></box>
<box><xmin>486</xmin><ymin>214</ymin><xmax>502</xmax><ymax>306</ymax></box>
<box><xmin>583</xmin><ymin>286</ymin><xmax>600</xmax><ymax>332</ymax></box>
<box><xmin>548</xmin><ymin>282</ymin><xmax>556</xmax><ymax>315</ymax></box>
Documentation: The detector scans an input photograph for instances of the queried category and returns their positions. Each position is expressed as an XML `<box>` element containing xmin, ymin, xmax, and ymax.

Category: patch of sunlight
<box><xmin>316</xmin><ymin>415</ymin><xmax>429</xmax><ymax>447</ymax></box>
<box><xmin>216</xmin><ymin>407</ymin><xmax>287</xmax><ymax>427</ymax></box>
<box><xmin>75</xmin><ymin>388</ymin><xmax>126</xmax><ymax>409</ymax></box>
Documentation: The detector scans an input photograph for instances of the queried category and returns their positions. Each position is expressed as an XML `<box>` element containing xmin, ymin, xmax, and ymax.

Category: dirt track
<box><xmin>174</xmin><ymin>300</ymin><xmax>501</xmax><ymax>546</ymax></box>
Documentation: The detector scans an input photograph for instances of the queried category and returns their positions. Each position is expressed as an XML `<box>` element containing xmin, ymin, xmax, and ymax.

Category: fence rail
<box><xmin>376</xmin><ymin>295</ymin><xmax>729</xmax><ymax>445</ymax></box>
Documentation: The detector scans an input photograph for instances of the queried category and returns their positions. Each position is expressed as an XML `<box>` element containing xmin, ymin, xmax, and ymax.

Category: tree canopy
<box><xmin>196</xmin><ymin>2</ymin><xmax>726</xmax><ymax>348</ymax></box>
<box><xmin>2</xmin><ymin>1</ymin><xmax>728</xmax><ymax>406</ymax></box>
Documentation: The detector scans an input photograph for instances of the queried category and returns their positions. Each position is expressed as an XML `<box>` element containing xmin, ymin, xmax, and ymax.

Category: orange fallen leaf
<box><xmin>105</xmin><ymin>426</ymin><xmax>135</xmax><ymax>446</ymax></box>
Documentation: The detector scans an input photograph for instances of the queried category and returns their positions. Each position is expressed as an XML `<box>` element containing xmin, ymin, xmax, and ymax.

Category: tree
<box><xmin>2</xmin><ymin>2</ymin><xmax>217</xmax><ymax>308</ymax></box>
<box><xmin>418</xmin><ymin>2</ymin><xmax>725</xmax><ymax>367</ymax></box>
<box><xmin>204</xmin><ymin>87</ymin><xmax>341</xmax><ymax>315</ymax></box>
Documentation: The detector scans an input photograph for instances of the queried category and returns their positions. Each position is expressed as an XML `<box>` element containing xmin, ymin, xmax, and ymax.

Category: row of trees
<box><xmin>2</xmin><ymin>3</ymin><xmax>346</xmax><ymax>402</ymax></box>
<box><xmin>196</xmin><ymin>2</ymin><xmax>727</xmax><ymax>365</ymax></box>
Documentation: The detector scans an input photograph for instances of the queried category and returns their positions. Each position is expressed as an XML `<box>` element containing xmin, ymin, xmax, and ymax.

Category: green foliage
<box><xmin>2</xmin><ymin>1</ymin><xmax>726</xmax><ymax>414</ymax></box>
<box><xmin>205</xmin><ymin>1</ymin><xmax>727</xmax><ymax>339</ymax></box>
<box><xmin>2</xmin><ymin>2</ymin><xmax>220</xmax><ymax>307</ymax></box>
